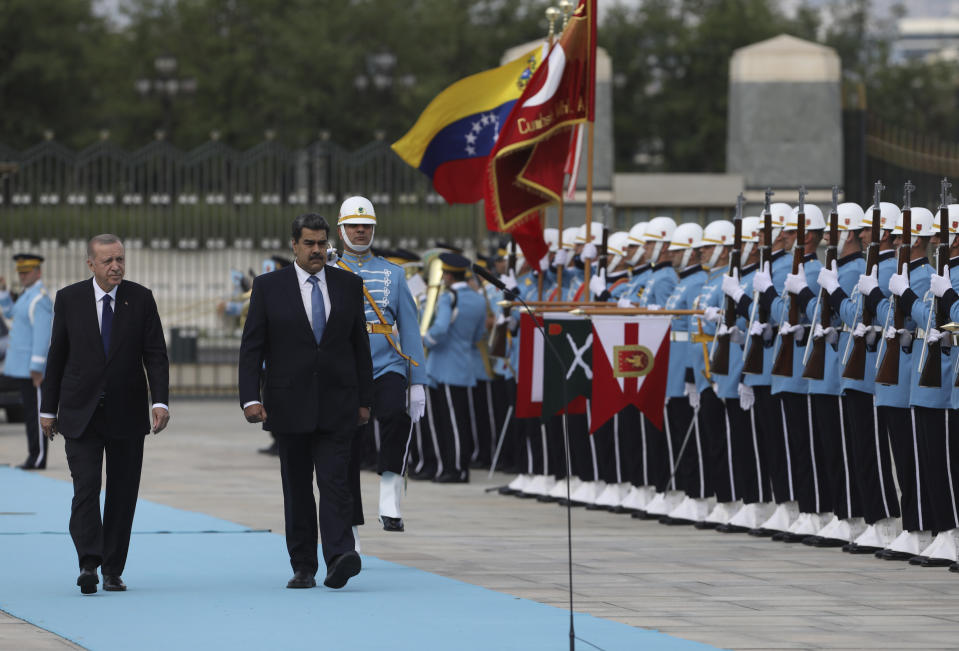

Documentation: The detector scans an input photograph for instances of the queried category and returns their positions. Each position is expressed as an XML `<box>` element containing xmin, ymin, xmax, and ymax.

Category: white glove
<box><xmin>538</xmin><ymin>253</ymin><xmax>551</xmax><ymax>273</ymax></box>
<box><xmin>857</xmin><ymin>267</ymin><xmax>878</xmax><ymax>296</ymax></box>
<box><xmin>617</xmin><ymin>297</ymin><xmax>634</xmax><ymax>308</ymax></box>
<box><xmin>326</xmin><ymin>248</ymin><xmax>339</xmax><ymax>265</ymax></box>
<box><xmin>646</xmin><ymin>303</ymin><xmax>661</xmax><ymax>311</ymax></box>
<box><xmin>408</xmin><ymin>384</ymin><xmax>426</xmax><ymax>423</ymax></box>
<box><xmin>888</xmin><ymin>269</ymin><xmax>909</xmax><ymax>297</ymax></box>
<box><xmin>500</xmin><ymin>270</ymin><xmax>518</xmax><ymax>291</ymax></box>
<box><xmin>684</xmin><ymin>382</ymin><xmax>700</xmax><ymax>409</ymax></box>
<box><xmin>718</xmin><ymin>322</ymin><xmax>745</xmax><ymax>345</ymax></box>
<box><xmin>738</xmin><ymin>383</ymin><xmax>755</xmax><ymax>410</ymax></box>
<box><xmin>721</xmin><ymin>269</ymin><xmax>744</xmax><ymax>302</ymax></box>
<box><xmin>817</xmin><ymin>261</ymin><xmax>839</xmax><ymax>295</ymax></box>
<box><xmin>785</xmin><ymin>265</ymin><xmax>807</xmax><ymax>295</ymax></box>
<box><xmin>928</xmin><ymin>328</ymin><xmax>947</xmax><ymax>344</ymax></box>
<box><xmin>749</xmin><ymin>320</ymin><xmax>766</xmax><ymax>336</ymax></box>
<box><xmin>780</xmin><ymin>322</ymin><xmax>805</xmax><ymax>340</ymax></box>
<box><xmin>701</xmin><ymin>305</ymin><xmax>722</xmax><ymax>323</ymax></box>
<box><xmin>752</xmin><ymin>261</ymin><xmax>772</xmax><ymax>293</ymax></box>
<box><xmin>884</xmin><ymin>325</ymin><xmax>900</xmax><ymax>340</ymax></box>
<box><xmin>813</xmin><ymin>323</ymin><xmax>838</xmax><ymax>345</ymax></box>
<box><xmin>553</xmin><ymin>248</ymin><xmax>570</xmax><ymax>267</ymax></box>
<box><xmin>581</xmin><ymin>242</ymin><xmax>598</xmax><ymax>261</ymax></box>
<box><xmin>494</xmin><ymin>310</ymin><xmax>507</xmax><ymax>326</ymax></box>
<box><xmin>588</xmin><ymin>269</ymin><xmax>607</xmax><ymax>297</ymax></box>
<box><xmin>852</xmin><ymin>322</ymin><xmax>870</xmax><ymax>338</ymax></box>
<box><xmin>930</xmin><ymin>272</ymin><xmax>952</xmax><ymax>298</ymax></box>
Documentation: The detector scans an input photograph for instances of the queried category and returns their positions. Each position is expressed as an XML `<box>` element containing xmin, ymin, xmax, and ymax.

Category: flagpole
<box><xmin>582</xmin><ymin>120</ymin><xmax>595</xmax><ymax>301</ymax></box>
<box><xmin>545</xmin><ymin>5</ymin><xmax>561</xmax><ymax>302</ymax></box>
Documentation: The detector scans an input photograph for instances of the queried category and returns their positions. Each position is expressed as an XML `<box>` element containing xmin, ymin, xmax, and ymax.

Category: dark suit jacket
<box><xmin>238</xmin><ymin>264</ymin><xmax>374</xmax><ymax>434</ymax></box>
<box><xmin>40</xmin><ymin>279</ymin><xmax>170</xmax><ymax>439</ymax></box>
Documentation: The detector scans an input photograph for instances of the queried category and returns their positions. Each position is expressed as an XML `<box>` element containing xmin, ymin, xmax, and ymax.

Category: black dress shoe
<box><xmin>847</xmin><ymin>543</ymin><xmax>881</xmax><ymax>554</ymax></box>
<box><xmin>748</xmin><ymin>527</ymin><xmax>776</xmax><ymax>537</ymax></box>
<box><xmin>18</xmin><ymin>458</ymin><xmax>44</xmax><ymax>470</ymax></box>
<box><xmin>717</xmin><ymin>523</ymin><xmax>749</xmax><ymax>534</ymax></box>
<box><xmin>380</xmin><ymin>516</ymin><xmax>404</xmax><ymax>532</ymax></box>
<box><xmin>537</xmin><ymin>494</ymin><xmax>559</xmax><ymax>503</ymax></box>
<box><xmin>920</xmin><ymin>556</ymin><xmax>954</xmax><ymax>568</ymax></box>
<box><xmin>77</xmin><ymin>568</ymin><xmax>98</xmax><ymax>595</ymax></box>
<box><xmin>324</xmin><ymin>551</ymin><xmax>361</xmax><ymax>589</ymax></box>
<box><xmin>779</xmin><ymin>532</ymin><xmax>808</xmax><ymax>543</ymax></box>
<box><xmin>949</xmin><ymin>562</ymin><xmax>959</xmax><ymax>572</ymax></box>
<box><xmin>497</xmin><ymin>485</ymin><xmax>519</xmax><ymax>495</ymax></box>
<box><xmin>286</xmin><ymin>570</ymin><xmax>316</xmax><ymax>589</ymax></box>
<box><xmin>659</xmin><ymin>516</ymin><xmax>695</xmax><ymax>526</ymax></box>
<box><xmin>257</xmin><ymin>441</ymin><xmax>279</xmax><ymax>456</ymax></box>
<box><xmin>908</xmin><ymin>555</ymin><xmax>928</xmax><ymax>566</ymax></box>
<box><xmin>694</xmin><ymin>520</ymin><xmax>719</xmax><ymax>530</ymax></box>
<box><xmin>878</xmin><ymin>549</ymin><xmax>914</xmax><ymax>561</ymax></box>
<box><xmin>103</xmin><ymin>575</ymin><xmax>126</xmax><ymax>591</ymax></box>
<box><xmin>409</xmin><ymin>469</ymin><xmax>436</xmax><ymax>481</ymax></box>
<box><xmin>433</xmin><ymin>472</ymin><xmax>468</xmax><ymax>483</ymax></box>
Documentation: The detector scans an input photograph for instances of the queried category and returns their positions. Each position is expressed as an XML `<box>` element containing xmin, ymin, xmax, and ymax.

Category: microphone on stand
<box><xmin>471</xmin><ymin>263</ymin><xmax>519</xmax><ymax>299</ymax></box>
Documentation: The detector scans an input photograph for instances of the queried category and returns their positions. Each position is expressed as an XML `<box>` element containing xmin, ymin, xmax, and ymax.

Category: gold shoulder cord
<box><xmin>337</xmin><ymin>260</ymin><xmax>419</xmax><ymax>367</ymax></box>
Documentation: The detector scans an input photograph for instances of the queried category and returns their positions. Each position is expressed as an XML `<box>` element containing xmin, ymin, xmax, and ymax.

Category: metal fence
<box><xmin>0</xmin><ymin>137</ymin><xmax>489</xmax><ymax>397</ymax></box>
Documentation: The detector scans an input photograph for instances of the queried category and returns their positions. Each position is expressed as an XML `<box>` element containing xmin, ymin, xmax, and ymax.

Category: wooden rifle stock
<box><xmin>802</xmin><ymin>205</ymin><xmax>839</xmax><ymax>380</ymax></box>
<box><xmin>711</xmin><ymin>215</ymin><xmax>743</xmax><ymax>375</ymax></box>
<box><xmin>772</xmin><ymin>192</ymin><xmax>806</xmax><ymax>377</ymax></box>
<box><xmin>742</xmin><ymin>204</ymin><xmax>773</xmax><ymax>375</ymax></box>
<box><xmin>921</xmin><ymin>181</ymin><xmax>952</xmax><ymax>387</ymax></box>
<box><xmin>875</xmin><ymin>198</ymin><xmax>912</xmax><ymax>385</ymax></box>
<box><xmin>842</xmin><ymin>194</ymin><xmax>884</xmax><ymax>381</ymax></box>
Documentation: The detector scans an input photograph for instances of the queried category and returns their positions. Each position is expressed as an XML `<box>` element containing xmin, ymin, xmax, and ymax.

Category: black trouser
<box><xmin>843</xmin><ymin>391</ymin><xmax>900</xmax><ymax>524</ymax></box>
<box><xmin>916</xmin><ymin>407</ymin><xmax>959</xmax><ymax>532</ymax></box>
<box><xmin>64</xmin><ymin>406</ymin><xmax>144</xmax><ymax>575</ymax></box>
<box><xmin>566</xmin><ymin>411</ymin><xmax>592</xmax><ymax>481</ymax></box>
<box><xmin>699</xmin><ymin>388</ymin><xmax>728</xmax><ymax>501</ymax></box>
<box><xmin>593</xmin><ymin>410</ymin><xmax>631</xmax><ymax>484</ymax></box>
<box><xmin>725</xmin><ymin>397</ymin><xmax>770</xmax><ymax>505</ymax></box>
<box><xmin>665</xmin><ymin>397</ymin><xmax>705</xmax><ymax>496</ymax></box>
<box><xmin>811</xmin><ymin>394</ymin><xmax>861</xmax><ymax>520</ymax></box>
<box><xmin>429</xmin><ymin>385</ymin><xmax>472</xmax><ymax>480</ymax></box>
<box><xmin>881</xmin><ymin>406</ymin><xmax>933</xmax><ymax>532</ymax></box>
<box><xmin>545</xmin><ymin>414</ymin><xmax>568</xmax><ymax>480</ymax></box>
<box><xmin>645</xmin><ymin>413</ymin><xmax>668</xmax><ymax>491</ymax></box>
<box><xmin>277</xmin><ymin>428</ymin><xmax>354</xmax><ymax>574</ymax></box>
<box><xmin>752</xmin><ymin>385</ymin><xmax>791</xmax><ymax>503</ymax></box>
<box><xmin>779</xmin><ymin>392</ymin><xmax>830</xmax><ymax>514</ymax></box>
<box><xmin>488</xmin><ymin>376</ymin><xmax>515</xmax><ymax>472</ymax></box>
<box><xmin>618</xmin><ymin>406</ymin><xmax>645</xmax><ymax>487</ymax></box>
<box><xmin>16</xmin><ymin>377</ymin><xmax>46</xmax><ymax>467</ymax></box>
<box><xmin>469</xmin><ymin>380</ymin><xmax>495</xmax><ymax>468</ymax></box>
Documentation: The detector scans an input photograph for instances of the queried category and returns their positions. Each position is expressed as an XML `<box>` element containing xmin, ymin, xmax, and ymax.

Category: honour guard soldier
<box><xmin>0</xmin><ymin>253</ymin><xmax>53</xmax><ymax>469</ymax></box>
<box><xmin>336</xmin><ymin>196</ymin><xmax>427</xmax><ymax>532</ymax></box>
<box><xmin>424</xmin><ymin>252</ymin><xmax>487</xmax><ymax>482</ymax></box>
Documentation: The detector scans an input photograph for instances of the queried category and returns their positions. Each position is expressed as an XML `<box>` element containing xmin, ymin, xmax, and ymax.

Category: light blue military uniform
<box><xmin>664</xmin><ymin>265</ymin><xmax>707</xmax><ymax>399</ymax></box>
<box><xmin>637</xmin><ymin>262</ymin><xmax>678</xmax><ymax>308</ymax></box>
<box><xmin>338</xmin><ymin>250</ymin><xmax>427</xmax><ymax>385</ymax></box>
<box><xmin>768</xmin><ymin>252</ymin><xmax>822</xmax><ymax>396</ymax></box>
<box><xmin>742</xmin><ymin>249</ymin><xmax>791</xmax><ymax>389</ymax></box>
<box><xmin>0</xmin><ymin>281</ymin><xmax>52</xmax><ymax>379</ymax></box>
<box><xmin>425</xmin><ymin>282</ymin><xmax>486</xmax><ymax>388</ymax></box>
<box><xmin>806</xmin><ymin>253</ymin><xmax>863</xmax><ymax>396</ymax></box>
<box><xmin>690</xmin><ymin>264</ymin><xmax>727</xmax><ymax>396</ymax></box>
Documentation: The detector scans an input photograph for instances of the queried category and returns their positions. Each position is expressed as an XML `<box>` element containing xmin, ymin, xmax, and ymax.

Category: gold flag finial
<box><xmin>559</xmin><ymin>0</ymin><xmax>573</xmax><ymax>28</ymax></box>
<box><xmin>545</xmin><ymin>7</ymin><xmax>560</xmax><ymax>45</ymax></box>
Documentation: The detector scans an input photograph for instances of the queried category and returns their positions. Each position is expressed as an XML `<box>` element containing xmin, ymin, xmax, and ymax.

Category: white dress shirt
<box><xmin>242</xmin><ymin>262</ymin><xmax>332</xmax><ymax>410</ymax></box>
<box><xmin>40</xmin><ymin>278</ymin><xmax>168</xmax><ymax>419</ymax></box>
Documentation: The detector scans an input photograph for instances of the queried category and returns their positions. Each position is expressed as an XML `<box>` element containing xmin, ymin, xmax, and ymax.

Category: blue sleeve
<box><xmin>30</xmin><ymin>295</ymin><xmax>53</xmax><ymax>374</ymax></box>
<box><xmin>425</xmin><ymin>294</ymin><xmax>452</xmax><ymax>348</ymax></box>
<box><xmin>0</xmin><ymin>291</ymin><xmax>12</xmax><ymax>317</ymax></box>
<box><xmin>397</xmin><ymin>277</ymin><xmax>428</xmax><ymax>385</ymax></box>
<box><xmin>910</xmin><ymin>296</ymin><xmax>931</xmax><ymax>330</ymax></box>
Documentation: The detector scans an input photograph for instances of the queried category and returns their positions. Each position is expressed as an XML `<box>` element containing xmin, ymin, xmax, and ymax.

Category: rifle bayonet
<box><xmin>941</xmin><ymin>177</ymin><xmax>952</xmax><ymax>211</ymax></box>
<box><xmin>903</xmin><ymin>180</ymin><xmax>916</xmax><ymax>211</ymax></box>
<box><xmin>764</xmin><ymin>188</ymin><xmax>774</xmax><ymax>216</ymax></box>
<box><xmin>735</xmin><ymin>192</ymin><xmax>745</xmax><ymax>221</ymax></box>
<box><xmin>831</xmin><ymin>185</ymin><xmax>840</xmax><ymax>216</ymax></box>
<box><xmin>798</xmin><ymin>185</ymin><xmax>807</xmax><ymax>215</ymax></box>
<box><xmin>874</xmin><ymin>180</ymin><xmax>884</xmax><ymax>209</ymax></box>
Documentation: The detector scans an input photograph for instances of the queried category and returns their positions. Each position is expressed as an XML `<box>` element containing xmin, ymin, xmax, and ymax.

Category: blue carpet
<box><xmin>0</xmin><ymin>468</ymin><xmax>717</xmax><ymax>651</ymax></box>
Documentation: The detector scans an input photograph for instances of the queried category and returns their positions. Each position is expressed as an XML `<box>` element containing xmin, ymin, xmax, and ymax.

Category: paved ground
<box><xmin>2</xmin><ymin>400</ymin><xmax>958</xmax><ymax>650</ymax></box>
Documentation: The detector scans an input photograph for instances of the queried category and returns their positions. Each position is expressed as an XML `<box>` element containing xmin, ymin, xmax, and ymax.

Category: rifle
<box><xmin>842</xmin><ymin>181</ymin><xmax>884</xmax><ymax>380</ymax></box>
<box><xmin>918</xmin><ymin>178</ymin><xmax>953</xmax><ymax>387</ymax></box>
<box><xmin>772</xmin><ymin>186</ymin><xmax>807</xmax><ymax>377</ymax></box>
<box><xmin>488</xmin><ymin>239</ymin><xmax>516</xmax><ymax>357</ymax></box>
<box><xmin>875</xmin><ymin>180</ymin><xmax>915</xmax><ymax>385</ymax></box>
<box><xmin>710</xmin><ymin>193</ymin><xmax>743</xmax><ymax>375</ymax></box>
<box><xmin>802</xmin><ymin>185</ymin><xmax>840</xmax><ymax>379</ymax></box>
<box><xmin>742</xmin><ymin>188</ymin><xmax>774</xmax><ymax>375</ymax></box>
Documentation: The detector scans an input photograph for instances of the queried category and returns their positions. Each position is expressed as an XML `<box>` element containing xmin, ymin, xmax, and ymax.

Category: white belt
<box><xmin>671</xmin><ymin>332</ymin><xmax>690</xmax><ymax>342</ymax></box>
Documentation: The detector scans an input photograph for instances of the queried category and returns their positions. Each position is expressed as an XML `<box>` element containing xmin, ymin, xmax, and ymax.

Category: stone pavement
<box><xmin>2</xmin><ymin>400</ymin><xmax>958</xmax><ymax>650</ymax></box>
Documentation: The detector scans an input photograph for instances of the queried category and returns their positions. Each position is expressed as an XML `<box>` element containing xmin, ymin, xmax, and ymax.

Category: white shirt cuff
<box><xmin>242</xmin><ymin>400</ymin><xmax>261</xmax><ymax>409</ymax></box>
<box><xmin>152</xmin><ymin>403</ymin><xmax>169</xmax><ymax>412</ymax></box>
<box><xmin>39</xmin><ymin>412</ymin><xmax>56</xmax><ymax>419</ymax></box>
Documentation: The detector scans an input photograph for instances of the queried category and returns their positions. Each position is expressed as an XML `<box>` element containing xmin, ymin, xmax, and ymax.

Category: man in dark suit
<box><xmin>39</xmin><ymin>234</ymin><xmax>170</xmax><ymax>595</ymax></box>
<box><xmin>239</xmin><ymin>213</ymin><xmax>373</xmax><ymax>590</ymax></box>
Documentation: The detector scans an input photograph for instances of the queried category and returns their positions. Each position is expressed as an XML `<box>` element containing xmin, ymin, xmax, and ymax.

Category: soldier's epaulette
<box><xmin>373</xmin><ymin>255</ymin><xmax>403</xmax><ymax>273</ymax></box>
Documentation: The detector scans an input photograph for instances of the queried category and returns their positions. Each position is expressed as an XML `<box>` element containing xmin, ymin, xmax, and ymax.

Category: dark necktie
<box><xmin>306</xmin><ymin>276</ymin><xmax>326</xmax><ymax>344</ymax></box>
<box><xmin>101</xmin><ymin>294</ymin><xmax>114</xmax><ymax>353</ymax></box>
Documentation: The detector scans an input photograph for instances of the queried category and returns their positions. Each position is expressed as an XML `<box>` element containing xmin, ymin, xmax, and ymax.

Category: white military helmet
<box><xmin>644</xmin><ymin>216</ymin><xmax>677</xmax><ymax>264</ymax></box>
<box><xmin>893</xmin><ymin>207</ymin><xmax>935</xmax><ymax>237</ymax></box>
<box><xmin>560</xmin><ymin>226</ymin><xmax>579</xmax><ymax>250</ymax></box>
<box><xmin>607</xmin><ymin>231</ymin><xmax>630</xmax><ymax>271</ymax></box>
<box><xmin>337</xmin><ymin>195</ymin><xmax>377</xmax><ymax>252</ymax></box>
<box><xmin>863</xmin><ymin>202</ymin><xmax>902</xmax><ymax>231</ymax></box>
<box><xmin>934</xmin><ymin>204</ymin><xmax>959</xmax><ymax>244</ymax></box>
<box><xmin>785</xmin><ymin>204</ymin><xmax>826</xmax><ymax>231</ymax></box>
<box><xmin>575</xmin><ymin>221</ymin><xmax>604</xmax><ymax>245</ymax></box>
<box><xmin>702</xmin><ymin>219</ymin><xmax>734</xmax><ymax>269</ymax></box>
<box><xmin>543</xmin><ymin>227</ymin><xmax>559</xmax><ymax>253</ymax></box>
<box><xmin>668</xmin><ymin>222</ymin><xmax>704</xmax><ymax>268</ymax></box>
<box><xmin>768</xmin><ymin>202</ymin><xmax>792</xmax><ymax>239</ymax></box>
<box><xmin>836</xmin><ymin>202</ymin><xmax>866</xmax><ymax>250</ymax></box>
<box><xmin>627</xmin><ymin>221</ymin><xmax>648</xmax><ymax>265</ymax></box>
<box><xmin>741</xmin><ymin>216</ymin><xmax>761</xmax><ymax>261</ymax></box>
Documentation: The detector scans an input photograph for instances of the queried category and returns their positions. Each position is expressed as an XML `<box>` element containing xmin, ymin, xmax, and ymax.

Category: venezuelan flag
<box><xmin>391</xmin><ymin>46</ymin><xmax>543</xmax><ymax>204</ymax></box>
